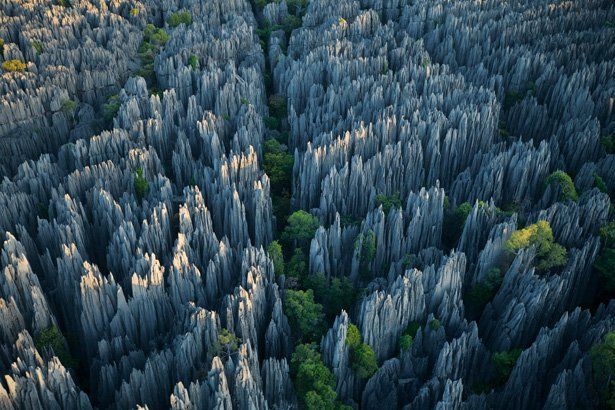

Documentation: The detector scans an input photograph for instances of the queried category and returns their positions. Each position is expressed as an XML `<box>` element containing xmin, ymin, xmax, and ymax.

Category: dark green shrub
<box><xmin>345</xmin><ymin>324</ymin><xmax>378</xmax><ymax>379</ymax></box>
<box><xmin>493</xmin><ymin>349</ymin><xmax>522</xmax><ymax>384</ymax></box>
<box><xmin>134</xmin><ymin>168</ymin><xmax>149</xmax><ymax>200</ymax></box>
<box><xmin>429</xmin><ymin>319</ymin><xmax>441</xmax><ymax>331</ymax></box>
<box><xmin>594</xmin><ymin>173</ymin><xmax>608</xmax><ymax>193</ymax></box>
<box><xmin>60</xmin><ymin>99</ymin><xmax>77</xmax><ymax>115</ymax></box>
<box><xmin>465</xmin><ymin>268</ymin><xmax>502</xmax><ymax>320</ymax></box>
<box><xmin>375</xmin><ymin>192</ymin><xmax>402</xmax><ymax>214</ymax></box>
<box><xmin>590</xmin><ymin>332</ymin><xmax>615</xmax><ymax>407</ymax></box>
<box><xmin>34</xmin><ymin>326</ymin><xmax>77</xmax><ymax>368</ymax></box>
<box><xmin>188</xmin><ymin>55</ymin><xmax>199</xmax><ymax>69</ymax></box>
<box><xmin>281</xmin><ymin>211</ymin><xmax>320</xmax><ymax>247</ymax></box>
<box><xmin>291</xmin><ymin>344</ymin><xmax>344</xmax><ymax>409</ymax></box>
<box><xmin>442</xmin><ymin>202</ymin><xmax>472</xmax><ymax>248</ymax></box>
<box><xmin>267</xmin><ymin>240</ymin><xmax>284</xmax><ymax>275</ymax></box>
<box><xmin>31</xmin><ymin>40</ymin><xmax>43</xmax><ymax>55</ymax></box>
<box><xmin>102</xmin><ymin>95</ymin><xmax>121</xmax><ymax>122</ymax></box>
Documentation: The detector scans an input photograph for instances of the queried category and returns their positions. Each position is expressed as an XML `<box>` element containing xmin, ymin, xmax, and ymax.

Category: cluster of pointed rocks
<box><xmin>0</xmin><ymin>0</ymin><xmax>613</xmax><ymax>408</ymax></box>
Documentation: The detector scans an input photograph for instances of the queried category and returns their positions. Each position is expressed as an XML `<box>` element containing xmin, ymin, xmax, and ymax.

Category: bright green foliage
<box><xmin>213</xmin><ymin>328</ymin><xmax>240</xmax><ymax>358</ymax></box>
<box><xmin>282</xmin><ymin>210</ymin><xmax>320</xmax><ymax>247</ymax></box>
<box><xmin>399</xmin><ymin>334</ymin><xmax>413</xmax><ymax>352</ymax></box>
<box><xmin>505</xmin><ymin>220</ymin><xmax>568</xmax><ymax>272</ymax></box>
<box><xmin>60</xmin><ymin>99</ymin><xmax>76</xmax><ymax>115</ymax></box>
<box><xmin>345</xmin><ymin>324</ymin><xmax>378</xmax><ymax>379</ymax></box>
<box><xmin>188</xmin><ymin>55</ymin><xmax>199</xmax><ymax>69</ymax></box>
<box><xmin>286</xmin><ymin>248</ymin><xmax>307</xmax><ymax>281</ymax></box>
<box><xmin>345</xmin><ymin>324</ymin><xmax>361</xmax><ymax>349</ymax></box>
<box><xmin>284</xmin><ymin>289</ymin><xmax>325</xmax><ymax>341</ymax></box>
<box><xmin>600</xmin><ymin>134</ymin><xmax>615</xmax><ymax>155</ymax></box>
<box><xmin>102</xmin><ymin>95</ymin><xmax>120</xmax><ymax>122</ymax></box>
<box><xmin>134</xmin><ymin>168</ymin><xmax>149</xmax><ymax>200</ymax></box>
<box><xmin>375</xmin><ymin>192</ymin><xmax>402</xmax><ymax>215</ymax></box>
<box><xmin>31</xmin><ymin>40</ymin><xmax>43</xmax><ymax>55</ymax></box>
<box><xmin>305</xmin><ymin>272</ymin><xmax>356</xmax><ymax>318</ymax></box>
<box><xmin>465</xmin><ymin>268</ymin><xmax>502</xmax><ymax>320</ymax></box>
<box><xmin>429</xmin><ymin>319</ymin><xmax>441</xmax><ymax>331</ymax></box>
<box><xmin>351</xmin><ymin>343</ymin><xmax>378</xmax><ymax>379</ymax></box>
<box><xmin>291</xmin><ymin>343</ymin><xmax>343</xmax><ymax>409</ymax></box>
<box><xmin>546</xmin><ymin>170</ymin><xmax>578</xmax><ymax>202</ymax></box>
<box><xmin>130</xmin><ymin>8</ymin><xmax>139</xmax><ymax>16</ymax></box>
<box><xmin>590</xmin><ymin>332</ymin><xmax>615</xmax><ymax>407</ymax></box>
<box><xmin>493</xmin><ymin>349</ymin><xmax>522</xmax><ymax>384</ymax></box>
<box><xmin>2</xmin><ymin>59</ymin><xmax>27</xmax><ymax>72</ymax></box>
<box><xmin>267</xmin><ymin>241</ymin><xmax>284</xmax><ymax>276</ymax></box>
<box><xmin>34</xmin><ymin>326</ymin><xmax>77</xmax><ymax>368</ymax></box>
<box><xmin>357</xmin><ymin>230</ymin><xmax>376</xmax><ymax>280</ymax></box>
<box><xmin>168</xmin><ymin>11</ymin><xmax>192</xmax><ymax>28</ymax></box>
<box><xmin>138</xmin><ymin>25</ymin><xmax>168</xmax><ymax>86</ymax></box>
<box><xmin>263</xmin><ymin>139</ymin><xmax>293</xmax><ymax>196</ymax></box>
<box><xmin>442</xmin><ymin>202</ymin><xmax>472</xmax><ymax>249</ymax></box>
<box><xmin>594</xmin><ymin>173</ymin><xmax>608</xmax><ymax>193</ymax></box>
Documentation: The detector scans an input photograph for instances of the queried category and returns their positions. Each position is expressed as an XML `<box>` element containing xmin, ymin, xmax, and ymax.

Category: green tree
<box><xmin>168</xmin><ymin>11</ymin><xmax>192</xmax><ymax>28</ymax></box>
<box><xmin>590</xmin><ymin>332</ymin><xmax>615</xmax><ymax>407</ymax></box>
<box><xmin>304</xmin><ymin>272</ymin><xmax>356</xmax><ymax>319</ymax></box>
<box><xmin>213</xmin><ymin>328</ymin><xmax>240</xmax><ymax>359</ymax></box>
<box><xmin>594</xmin><ymin>173</ymin><xmax>608</xmax><ymax>194</ymax></box>
<box><xmin>282</xmin><ymin>210</ymin><xmax>320</xmax><ymax>247</ymax></box>
<box><xmin>2</xmin><ymin>59</ymin><xmax>27</xmax><ymax>72</ymax></box>
<box><xmin>601</xmin><ymin>134</ymin><xmax>615</xmax><ymax>155</ymax></box>
<box><xmin>268</xmin><ymin>94</ymin><xmax>287</xmax><ymax>119</ymax></box>
<box><xmin>505</xmin><ymin>220</ymin><xmax>567</xmax><ymax>272</ymax></box>
<box><xmin>263</xmin><ymin>139</ymin><xmax>293</xmax><ymax>196</ymax></box>
<box><xmin>465</xmin><ymin>268</ymin><xmax>503</xmax><ymax>320</ymax></box>
<box><xmin>357</xmin><ymin>230</ymin><xmax>376</xmax><ymax>280</ymax></box>
<box><xmin>291</xmin><ymin>343</ymin><xmax>344</xmax><ymax>409</ymax></box>
<box><xmin>595</xmin><ymin>222</ymin><xmax>615</xmax><ymax>294</ymax></box>
<box><xmin>493</xmin><ymin>349</ymin><xmax>522</xmax><ymax>384</ymax></box>
<box><xmin>102</xmin><ymin>95</ymin><xmax>121</xmax><ymax>122</ymax></box>
<box><xmin>60</xmin><ymin>99</ymin><xmax>77</xmax><ymax>115</ymax></box>
<box><xmin>399</xmin><ymin>321</ymin><xmax>420</xmax><ymax>352</ymax></box>
<box><xmin>188</xmin><ymin>55</ymin><xmax>199</xmax><ymax>69</ymax></box>
<box><xmin>375</xmin><ymin>192</ymin><xmax>402</xmax><ymax>215</ymax></box>
<box><xmin>284</xmin><ymin>289</ymin><xmax>325</xmax><ymax>341</ymax></box>
<box><xmin>31</xmin><ymin>40</ymin><xmax>43</xmax><ymax>55</ymax></box>
<box><xmin>351</xmin><ymin>343</ymin><xmax>378</xmax><ymax>379</ymax></box>
<box><xmin>600</xmin><ymin>221</ymin><xmax>615</xmax><ymax>247</ymax></box>
<box><xmin>286</xmin><ymin>248</ymin><xmax>307</xmax><ymax>282</ymax></box>
<box><xmin>345</xmin><ymin>324</ymin><xmax>378</xmax><ymax>379</ymax></box>
<box><xmin>545</xmin><ymin>170</ymin><xmax>578</xmax><ymax>202</ymax></box>
<box><xmin>442</xmin><ymin>202</ymin><xmax>472</xmax><ymax>249</ymax></box>
<box><xmin>267</xmin><ymin>241</ymin><xmax>284</xmax><ymax>276</ymax></box>
<box><xmin>34</xmin><ymin>326</ymin><xmax>78</xmax><ymax>368</ymax></box>
<box><xmin>134</xmin><ymin>168</ymin><xmax>149</xmax><ymax>200</ymax></box>
<box><xmin>429</xmin><ymin>319</ymin><xmax>441</xmax><ymax>331</ymax></box>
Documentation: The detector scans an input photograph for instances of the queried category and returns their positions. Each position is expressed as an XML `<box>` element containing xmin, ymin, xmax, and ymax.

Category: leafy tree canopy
<box><xmin>134</xmin><ymin>168</ymin><xmax>149</xmax><ymax>200</ymax></box>
<box><xmin>493</xmin><ymin>348</ymin><xmax>522</xmax><ymax>384</ymax></box>
<box><xmin>545</xmin><ymin>170</ymin><xmax>578</xmax><ymax>202</ymax></box>
<box><xmin>375</xmin><ymin>192</ymin><xmax>402</xmax><ymax>215</ymax></box>
<box><xmin>505</xmin><ymin>220</ymin><xmax>567</xmax><ymax>272</ymax></box>
<box><xmin>2</xmin><ymin>59</ymin><xmax>27</xmax><ymax>73</ymax></box>
<box><xmin>34</xmin><ymin>326</ymin><xmax>78</xmax><ymax>368</ymax></box>
<box><xmin>267</xmin><ymin>241</ymin><xmax>284</xmax><ymax>276</ymax></box>
<box><xmin>168</xmin><ymin>11</ymin><xmax>193</xmax><ymax>28</ymax></box>
<box><xmin>284</xmin><ymin>289</ymin><xmax>325</xmax><ymax>341</ymax></box>
<box><xmin>590</xmin><ymin>332</ymin><xmax>615</xmax><ymax>407</ymax></box>
<box><xmin>282</xmin><ymin>210</ymin><xmax>319</xmax><ymax>246</ymax></box>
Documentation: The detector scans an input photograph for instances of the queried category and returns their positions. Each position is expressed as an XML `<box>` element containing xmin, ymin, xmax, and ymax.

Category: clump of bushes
<box><xmin>304</xmin><ymin>272</ymin><xmax>356</xmax><ymax>319</ymax></box>
<box><xmin>590</xmin><ymin>331</ymin><xmax>615</xmax><ymax>407</ymax></box>
<box><xmin>267</xmin><ymin>240</ymin><xmax>284</xmax><ymax>276</ymax></box>
<box><xmin>31</xmin><ymin>40</ymin><xmax>43</xmax><ymax>55</ymax></box>
<box><xmin>137</xmin><ymin>24</ymin><xmax>169</xmax><ymax>86</ymax></box>
<box><xmin>102</xmin><ymin>95</ymin><xmax>120</xmax><ymax>122</ymax></box>
<box><xmin>291</xmin><ymin>344</ymin><xmax>347</xmax><ymax>409</ymax></box>
<box><xmin>212</xmin><ymin>328</ymin><xmax>240</xmax><ymax>359</ymax></box>
<box><xmin>375</xmin><ymin>192</ymin><xmax>402</xmax><ymax>215</ymax></box>
<box><xmin>442</xmin><ymin>202</ymin><xmax>473</xmax><ymax>249</ymax></box>
<box><xmin>465</xmin><ymin>268</ymin><xmax>503</xmax><ymax>320</ymax></box>
<box><xmin>34</xmin><ymin>326</ymin><xmax>78</xmax><ymax>368</ymax></box>
<box><xmin>2</xmin><ymin>59</ymin><xmax>27</xmax><ymax>73</ymax></box>
<box><xmin>188</xmin><ymin>55</ymin><xmax>199</xmax><ymax>70</ymax></box>
<box><xmin>545</xmin><ymin>170</ymin><xmax>578</xmax><ymax>202</ymax></box>
<box><xmin>168</xmin><ymin>11</ymin><xmax>192</xmax><ymax>28</ymax></box>
<box><xmin>284</xmin><ymin>289</ymin><xmax>325</xmax><ymax>342</ymax></box>
<box><xmin>134</xmin><ymin>168</ymin><xmax>149</xmax><ymax>200</ymax></box>
<box><xmin>60</xmin><ymin>99</ymin><xmax>77</xmax><ymax>115</ymax></box>
<box><xmin>505</xmin><ymin>220</ymin><xmax>567</xmax><ymax>272</ymax></box>
<box><xmin>281</xmin><ymin>210</ymin><xmax>319</xmax><ymax>248</ymax></box>
<box><xmin>356</xmin><ymin>230</ymin><xmax>376</xmax><ymax>280</ymax></box>
<box><xmin>492</xmin><ymin>348</ymin><xmax>522</xmax><ymax>384</ymax></box>
<box><xmin>345</xmin><ymin>324</ymin><xmax>378</xmax><ymax>379</ymax></box>
<box><xmin>399</xmin><ymin>322</ymin><xmax>420</xmax><ymax>352</ymax></box>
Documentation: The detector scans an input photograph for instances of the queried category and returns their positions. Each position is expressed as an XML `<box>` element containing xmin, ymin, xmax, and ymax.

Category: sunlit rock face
<box><xmin>0</xmin><ymin>0</ymin><xmax>613</xmax><ymax>408</ymax></box>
